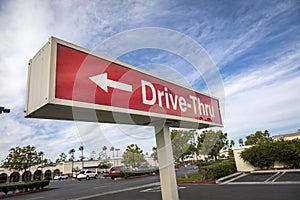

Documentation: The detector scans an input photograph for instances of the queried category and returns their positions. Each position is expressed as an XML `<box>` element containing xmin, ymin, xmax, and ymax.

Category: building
<box><xmin>0</xmin><ymin>155</ymin><xmax>156</xmax><ymax>183</ymax></box>
<box><xmin>233</xmin><ymin>131</ymin><xmax>300</xmax><ymax>172</ymax></box>
<box><xmin>273</xmin><ymin>131</ymin><xmax>300</xmax><ymax>141</ymax></box>
<box><xmin>0</xmin><ymin>159</ymin><xmax>116</xmax><ymax>183</ymax></box>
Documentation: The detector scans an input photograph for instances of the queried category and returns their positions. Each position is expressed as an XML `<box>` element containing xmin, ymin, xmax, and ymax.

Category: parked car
<box><xmin>77</xmin><ymin>170</ymin><xmax>97</xmax><ymax>181</ymax></box>
<box><xmin>53</xmin><ymin>174</ymin><xmax>68</xmax><ymax>180</ymax></box>
<box><xmin>109</xmin><ymin>166</ymin><xmax>126</xmax><ymax>180</ymax></box>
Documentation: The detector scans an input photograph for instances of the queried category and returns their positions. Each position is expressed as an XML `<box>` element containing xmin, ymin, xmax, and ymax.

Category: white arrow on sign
<box><xmin>89</xmin><ymin>73</ymin><xmax>133</xmax><ymax>93</ymax></box>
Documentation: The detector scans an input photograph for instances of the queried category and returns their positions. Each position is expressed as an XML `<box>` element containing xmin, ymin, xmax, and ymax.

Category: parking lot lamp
<box><xmin>0</xmin><ymin>107</ymin><xmax>10</xmax><ymax>114</ymax></box>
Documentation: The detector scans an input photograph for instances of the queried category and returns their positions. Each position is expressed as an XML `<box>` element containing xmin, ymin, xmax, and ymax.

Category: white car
<box><xmin>77</xmin><ymin>170</ymin><xmax>97</xmax><ymax>181</ymax></box>
<box><xmin>53</xmin><ymin>174</ymin><xmax>68</xmax><ymax>180</ymax></box>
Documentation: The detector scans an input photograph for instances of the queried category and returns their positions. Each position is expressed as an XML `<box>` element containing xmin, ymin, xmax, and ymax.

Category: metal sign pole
<box><xmin>155</xmin><ymin>125</ymin><xmax>179</xmax><ymax>200</ymax></box>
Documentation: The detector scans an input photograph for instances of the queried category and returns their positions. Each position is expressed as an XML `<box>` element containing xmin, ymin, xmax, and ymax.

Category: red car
<box><xmin>109</xmin><ymin>166</ymin><xmax>126</xmax><ymax>180</ymax></box>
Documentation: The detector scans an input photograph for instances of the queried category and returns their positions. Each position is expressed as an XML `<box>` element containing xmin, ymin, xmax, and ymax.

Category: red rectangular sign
<box><xmin>25</xmin><ymin>37</ymin><xmax>222</xmax><ymax>128</ymax></box>
<box><xmin>55</xmin><ymin>44</ymin><xmax>222</xmax><ymax>125</ymax></box>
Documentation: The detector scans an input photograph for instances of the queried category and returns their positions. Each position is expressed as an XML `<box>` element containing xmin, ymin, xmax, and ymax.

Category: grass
<box><xmin>176</xmin><ymin>173</ymin><xmax>203</xmax><ymax>182</ymax></box>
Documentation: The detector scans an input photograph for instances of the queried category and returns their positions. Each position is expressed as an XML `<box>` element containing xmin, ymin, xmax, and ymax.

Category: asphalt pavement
<box><xmin>3</xmin><ymin>170</ymin><xmax>300</xmax><ymax>200</ymax></box>
<box><xmin>70</xmin><ymin>184</ymin><xmax>300</xmax><ymax>200</ymax></box>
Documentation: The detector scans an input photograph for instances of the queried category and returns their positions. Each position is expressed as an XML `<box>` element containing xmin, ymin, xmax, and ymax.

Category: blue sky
<box><xmin>0</xmin><ymin>0</ymin><xmax>299</xmax><ymax>162</ymax></box>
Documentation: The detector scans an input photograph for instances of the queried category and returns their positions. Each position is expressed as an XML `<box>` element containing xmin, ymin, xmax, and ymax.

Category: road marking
<box><xmin>265</xmin><ymin>172</ymin><xmax>280</xmax><ymax>182</ymax></box>
<box><xmin>220</xmin><ymin>173</ymin><xmax>249</xmax><ymax>185</ymax></box>
<box><xmin>140</xmin><ymin>186</ymin><xmax>186</xmax><ymax>193</ymax></box>
<box><xmin>140</xmin><ymin>186</ymin><xmax>161</xmax><ymax>193</ymax></box>
<box><xmin>226</xmin><ymin>181</ymin><xmax>300</xmax><ymax>185</ymax></box>
<box><xmin>68</xmin><ymin>182</ymin><xmax>160</xmax><ymax>200</ymax></box>
<box><xmin>93</xmin><ymin>186</ymin><xmax>108</xmax><ymax>189</ymax></box>
<box><xmin>272</xmin><ymin>171</ymin><xmax>286</xmax><ymax>182</ymax></box>
<box><xmin>221</xmin><ymin>171</ymin><xmax>300</xmax><ymax>185</ymax></box>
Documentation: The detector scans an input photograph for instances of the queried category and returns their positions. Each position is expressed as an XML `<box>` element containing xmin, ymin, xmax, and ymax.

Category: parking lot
<box><xmin>222</xmin><ymin>170</ymin><xmax>300</xmax><ymax>184</ymax></box>
<box><xmin>4</xmin><ymin>171</ymin><xmax>300</xmax><ymax>200</ymax></box>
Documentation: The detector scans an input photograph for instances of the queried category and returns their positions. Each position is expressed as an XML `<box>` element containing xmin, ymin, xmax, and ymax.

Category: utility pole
<box><xmin>115</xmin><ymin>148</ymin><xmax>120</xmax><ymax>166</ymax></box>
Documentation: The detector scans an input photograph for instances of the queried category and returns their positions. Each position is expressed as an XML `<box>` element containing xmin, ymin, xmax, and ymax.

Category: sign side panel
<box><xmin>25</xmin><ymin>42</ymin><xmax>51</xmax><ymax>116</ymax></box>
<box><xmin>48</xmin><ymin>37</ymin><xmax>59</xmax><ymax>103</ymax></box>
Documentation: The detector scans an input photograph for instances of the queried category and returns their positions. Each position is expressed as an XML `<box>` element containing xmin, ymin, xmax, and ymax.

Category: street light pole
<box><xmin>115</xmin><ymin>148</ymin><xmax>120</xmax><ymax>166</ymax></box>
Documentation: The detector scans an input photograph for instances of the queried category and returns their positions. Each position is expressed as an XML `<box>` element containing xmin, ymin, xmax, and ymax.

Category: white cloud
<box><xmin>223</xmin><ymin>50</ymin><xmax>300</xmax><ymax>140</ymax></box>
<box><xmin>0</xmin><ymin>0</ymin><xmax>164</xmax><ymax>161</ymax></box>
<box><xmin>194</xmin><ymin>0</ymin><xmax>299</xmax><ymax>68</ymax></box>
<box><xmin>74</xmin><ymin>122</ymin><xmax>156</xmax><ymax>156</ymax></box>
<box><xmin>0</xmin><ymin>0</ymin><xmax>299</xmax><ymax>162</ymax></box>
<box><xmin>224</xmin><ymin>50</ymin><xmax>300</xmax><ymax>97</ymax></box>
<box><xmin>0</xmin><ymin>2</ymin><xmax>51</xmax><ymax>108</ymax></box>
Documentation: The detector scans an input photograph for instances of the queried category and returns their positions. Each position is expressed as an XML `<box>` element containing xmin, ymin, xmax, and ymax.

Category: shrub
<box><xmin>0</xmin><ymin>180</ymin><xmax>50</xmax><ymax>195</ymax></box>
<box><xmin>199</xmin><ymin>160</ymin><xmax>237</xmax><ymax>181</ymax></box>
<box><xmin>16</xmin><ymin>184</ymin><xmax>24</xmax><ymax>192</ymax></box>
<box><xmin>0</xmin><ymin>185</ymin><xmax>10</xmax><ymax>195</ymax></box>
<box><xmin>240</xmin><ymin>139</ymin><xmax>300</xmax><ymax>169</ymax></box>
<box><xmin>240</xmin><ymin>142</ymin><xmax>275</xmax><ymax>169</ymax></box>
<box><xmin>274</xmin><ymin>139</ymin><xmax>300</xmax><ymax>168</ymax></box>
<box><xmin>40</xmin><ymin>180</ymin><xmax>50</xmax><ymax>189</ymax></box>
<box><xmin>119</xmin><ymin>169</ymin><xmax>159</xmax><ymax>179</ymax></box>
<box><xmin>197</xmin><ymin>160</ymin><xmax>213</xmax><ymax>167</ymax></box>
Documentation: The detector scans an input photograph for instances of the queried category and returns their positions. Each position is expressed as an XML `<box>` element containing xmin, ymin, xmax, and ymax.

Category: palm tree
<box><xmin>151</xmin><ymin>147</ymin><xmax>158</xmax><ymax>164</ymax></box>
<box><xmin>79</xmin><ymin>146</ymin><xmax>84</xmax><ymax>170</ymax></box>
<box><xmin>59</xmin><ymin>153</ymin><xmax>67</xmax><ymax>162</ymax></box>
<box><xmin>102</xmin><ymin>146</ymin><xmax>107</xmax><ymax>160</ymax></box>
<box><xmin>110</xmin><ymin>147</ymin><xmax>115</xmax><ymax>166</ymax></box>
<box><xmin>69</xmin><ymin>149</ymin><xmax>75</xmax><ymax>175</ymax></box>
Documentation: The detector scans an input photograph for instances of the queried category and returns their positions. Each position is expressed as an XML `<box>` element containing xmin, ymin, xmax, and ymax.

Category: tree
<box><xmin>197</xmin><ymin>130</ymin><xmax>229</xmax><ymax>161</ymax></box>
<box><xmin>69</xmin><ymin>149</ymin><xmax>75</xmax><ymax>173</ymax></box>
<box><xmin>3</xmin><ymin>145</ymin><xmax>43</xmax><ymax>181</ymax></box>
<box><xmin>122</xmin><ymin>144</ymin><xmax>145</xmax><ymax>168</ymax></box>
<box><xmin>58</xmin><ymin>152</ymin><xmax>67</xmax><ymax>162</ymax></box>
<box><xmin>238</xmin><ymin>138</ymin><xmax>244</xmax><ymax>147</ymax></box>
<box><xmin>171</xmin><ymin>130</ymin><xmax>195</xmax><ymax>178</ymax></box>
<box><xmin>228</xmin><ymin>140</ymin><xmax>235</xmax><ymax>158</ymax></box>
<box><xmin>102</xmin><ymin>146</ymin><xmax>108</xmax><ymax>160</ymax></box>
<box><xmin>42</xmin><ymin>158</ymin><xmax>53</xmax><ymax>167</ymax></box>
<box><xmin>244</xmin><ymin>130</ymin><xmax>273</xmax><ymax>145</ymax></box>
<box><xmin>151</xmin><ymin>147</ymin><xmax>158</xmax><ymax>164</ymax></box>
<box><xmin>79</xmin><ymin>146</ymin><xmax>84</xmax><ymax>170</ymax></box>
<box><xmin>98</xmin><ymin>160</ymin><xmax>112</xmax><ymax>170</ymax></box>
<box><xmin>90</xmin><ymin>151</ymin><xmax>97</xmax><ymax>161</ymax></box>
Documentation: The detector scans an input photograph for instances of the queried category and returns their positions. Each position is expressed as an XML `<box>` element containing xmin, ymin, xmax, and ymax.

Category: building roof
<box><xmin>273</xmin><ymin>131</ymin><xmax>300</xmax><ymax>140</ymax></box>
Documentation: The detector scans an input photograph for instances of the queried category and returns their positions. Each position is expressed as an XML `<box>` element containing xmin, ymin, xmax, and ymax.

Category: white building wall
<box><xmin>233</xmin><ymin>146</ymin><xmax>257</xmax><ymax>172</ymax></box>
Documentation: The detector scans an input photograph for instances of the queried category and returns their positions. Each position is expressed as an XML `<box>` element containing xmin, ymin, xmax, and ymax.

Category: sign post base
<box><xmin>155</xmin><ymin>124</ymin><xmax>179</xmax><ymax>200</ymax></box>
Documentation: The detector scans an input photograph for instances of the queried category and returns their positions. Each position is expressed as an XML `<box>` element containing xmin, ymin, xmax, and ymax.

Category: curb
<box><xmin>252</xmin><ymin>169</ymin><xmax>300</xmax><ymax>173</ymax></box>
<box><xmin>113</xmin><ymin>173</ymin><xmax>159</xmax><ymax>181</ymax></box>
<box><xmin>177</xmin><ymin>180</ymin><xmax>216</xmax><ymax>185</ymax></box>
<box><xmin>0</xmin><ymin>188</ymin><xmax>53</xmax><ymax>199</ymax></box>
